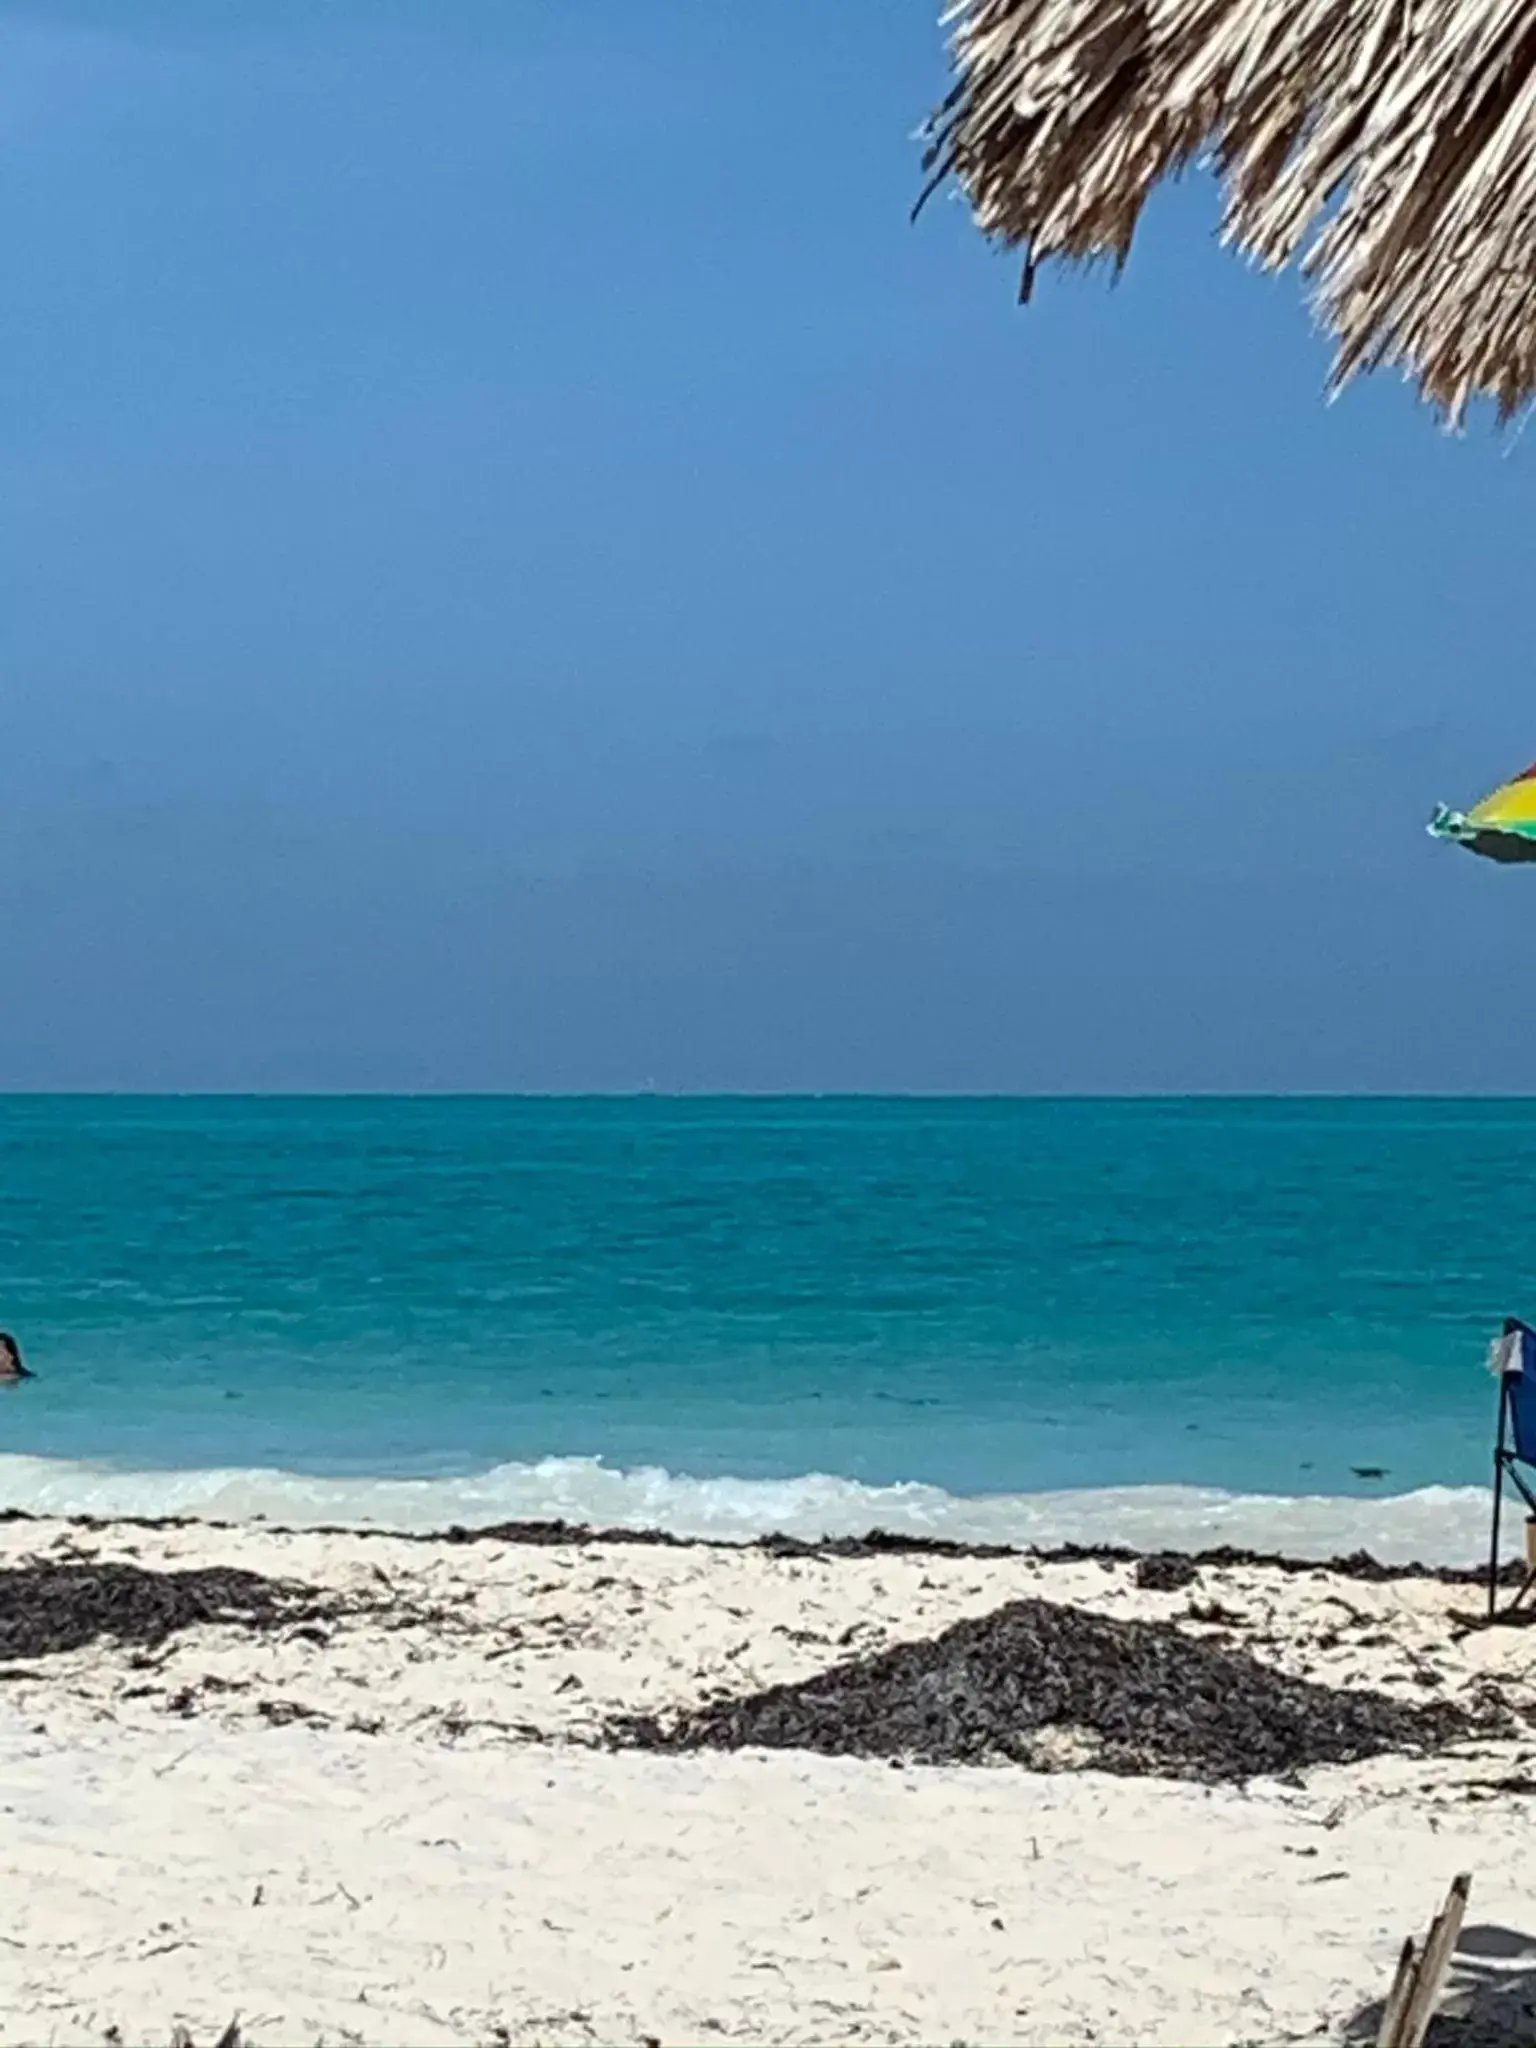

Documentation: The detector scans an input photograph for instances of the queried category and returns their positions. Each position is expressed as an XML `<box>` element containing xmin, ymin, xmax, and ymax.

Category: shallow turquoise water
<box><xmin>0</xmin><ymin>1098</ymin><xmax>1522</xmax><ymax>1533</ymax></box>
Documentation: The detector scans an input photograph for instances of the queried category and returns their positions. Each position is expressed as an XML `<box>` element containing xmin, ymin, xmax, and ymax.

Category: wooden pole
<box><xmin>1377</xmin><ymin>1873</ymin><xmax>1471</xmax><ymax>2048</ymax></box>
<box><xmin>1376</xmin><ymin>1938</ymin><xmax>1418</xmax><ymax>2048</ymax></box>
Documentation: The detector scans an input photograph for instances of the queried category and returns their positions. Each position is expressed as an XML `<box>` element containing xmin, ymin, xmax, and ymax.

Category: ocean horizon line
<box><xmin>5</xmin><ymin>1088</ymin><xmax>1536</xmax><ymax>1105</ymax></box>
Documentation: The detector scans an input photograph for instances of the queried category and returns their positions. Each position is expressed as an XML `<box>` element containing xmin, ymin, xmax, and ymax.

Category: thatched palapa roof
<box><xmin>920</xmin><ymin>0</ymin><xmax>1536</xmax><ymax>420</ymax></box>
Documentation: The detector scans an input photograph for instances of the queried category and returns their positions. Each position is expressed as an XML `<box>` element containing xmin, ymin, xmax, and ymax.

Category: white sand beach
<box><xmin>4</xmin><ymin>1515</ymin><xmax>1536</xmax><ymax>2047</ymax></box>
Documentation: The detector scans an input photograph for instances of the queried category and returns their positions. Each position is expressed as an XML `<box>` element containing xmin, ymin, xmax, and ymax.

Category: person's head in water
<box><xmin>0</xmin><ymin>1334</ymin><xmax>32</xmax><ymax>1382</ymax></box>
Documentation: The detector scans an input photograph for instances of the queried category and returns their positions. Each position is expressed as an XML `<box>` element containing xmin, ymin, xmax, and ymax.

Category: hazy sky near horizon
<box><xmin>2</xmin><ymin>0</ymin><xmax>1535</xmax><ymax>1091</ymax></box>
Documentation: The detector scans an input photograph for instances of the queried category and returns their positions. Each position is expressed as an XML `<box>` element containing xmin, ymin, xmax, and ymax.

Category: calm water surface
<box><xmin>0</xmin><ymin>1098</ymin><xmax>1523</xmax><ymax>1523</ymax></box>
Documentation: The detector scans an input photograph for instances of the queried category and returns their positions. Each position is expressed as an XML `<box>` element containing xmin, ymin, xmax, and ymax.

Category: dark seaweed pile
<box><xmin>613</xmin><ymin>1595</ymin><xmax>1485</xmax><ymax>1783</ymax></box>
<box><xmin>0</xmin><ymin>1561</ymin><xmax>343</xmax><ymax>1663</ymax></box>
<box><xmin>1132</xmin><ymin>1552</ymin><xmax>1202</xmax><ymax>1592</ymax></box>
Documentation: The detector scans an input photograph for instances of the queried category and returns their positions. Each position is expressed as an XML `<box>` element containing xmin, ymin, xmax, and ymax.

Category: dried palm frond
<box><xmin>920</xmin><ymin>0</ymin><xmax>1536</xmax><ymax>421</ymax></box>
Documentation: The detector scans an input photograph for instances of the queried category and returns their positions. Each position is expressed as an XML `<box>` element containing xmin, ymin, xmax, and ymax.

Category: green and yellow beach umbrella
<box><xmin>1430</xmin><ymin>763</ymin><xmax>1536</xmax><ymax>864</ymax></box>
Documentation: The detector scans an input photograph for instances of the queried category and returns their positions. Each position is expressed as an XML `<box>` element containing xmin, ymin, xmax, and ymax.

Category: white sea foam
<box><xmin>0</xmin><ymin>1451</ymin><xmax>1503</xmax><ymax>1564</ymax></box>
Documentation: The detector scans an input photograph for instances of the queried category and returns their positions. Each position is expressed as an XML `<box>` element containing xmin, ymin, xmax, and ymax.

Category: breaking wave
<box><xmin>0</xmin><ymin>1451</ymin><xmax>1501</xmax><ymax>1564</ymax></box>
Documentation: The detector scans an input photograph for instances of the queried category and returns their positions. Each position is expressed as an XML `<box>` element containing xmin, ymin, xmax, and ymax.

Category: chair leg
<box><xmin>1490</xmin><ymin>1453</ymin><xmax>1507</xmax><ymax>1620</ymax></box>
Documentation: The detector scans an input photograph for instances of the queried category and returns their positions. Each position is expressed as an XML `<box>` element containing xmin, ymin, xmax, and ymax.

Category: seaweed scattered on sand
<box><xmin>1</xmin><ymin>1502</ymin><xmax>1521</xmax><ymax>1585</ymax></box>
<box><xmin>0</xmin><ymin>1560</ymin><xmax>347</xmax><ymax>1663</ymax></box>
<box><xmin>612</xmin><ymin>1595</ymin><xmax>1488</xmax><ymax>1783</ymax></box>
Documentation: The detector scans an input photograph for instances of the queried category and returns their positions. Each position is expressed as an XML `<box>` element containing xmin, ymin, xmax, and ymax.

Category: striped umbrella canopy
<box><xmin>1430</xmin><ymin>764</ymin><xmax>1536</xmax><ymax>864</ymax></box>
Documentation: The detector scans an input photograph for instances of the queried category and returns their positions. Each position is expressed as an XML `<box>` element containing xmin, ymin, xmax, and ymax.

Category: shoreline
<box><xmin>0</xmin><ymin>1498</ymin><xmax>1521</xmax><ymax>1584</ymax></box>
<box><xmin>6</xmin><ymin>1511</ymin><xmax>1536</xmax><ymax>2044</ymax></box>
<box><xmin>0</xmin><ymin>1447</ymin><xmax>1503</xmax><ymax>1564</ymax></box>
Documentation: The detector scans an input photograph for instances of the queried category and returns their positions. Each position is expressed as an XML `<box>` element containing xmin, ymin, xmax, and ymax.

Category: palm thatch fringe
<box><xmin>920</xmin><ymin>0</ymin><xmax>1536</xmax><ymax>420</ymax></box>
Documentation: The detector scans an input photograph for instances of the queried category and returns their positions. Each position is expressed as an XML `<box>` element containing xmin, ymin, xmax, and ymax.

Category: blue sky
<box><xmin>1</xmin><ymin>0</ymin><xmax>1533</xmax><ymax>1091</ymax></box>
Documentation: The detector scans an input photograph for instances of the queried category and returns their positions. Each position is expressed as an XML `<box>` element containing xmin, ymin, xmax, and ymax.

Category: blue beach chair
<box><xmin>1489</xmin><ymin>1318</ymin><xmax>1536</xmax><ymax>1618</ymax></box>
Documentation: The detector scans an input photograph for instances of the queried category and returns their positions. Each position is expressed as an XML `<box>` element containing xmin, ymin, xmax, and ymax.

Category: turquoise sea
<box><xmin>0</xmin><ymin>1097</ymin><xmax>1526</xmax><ymax>1560</ymax></box>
